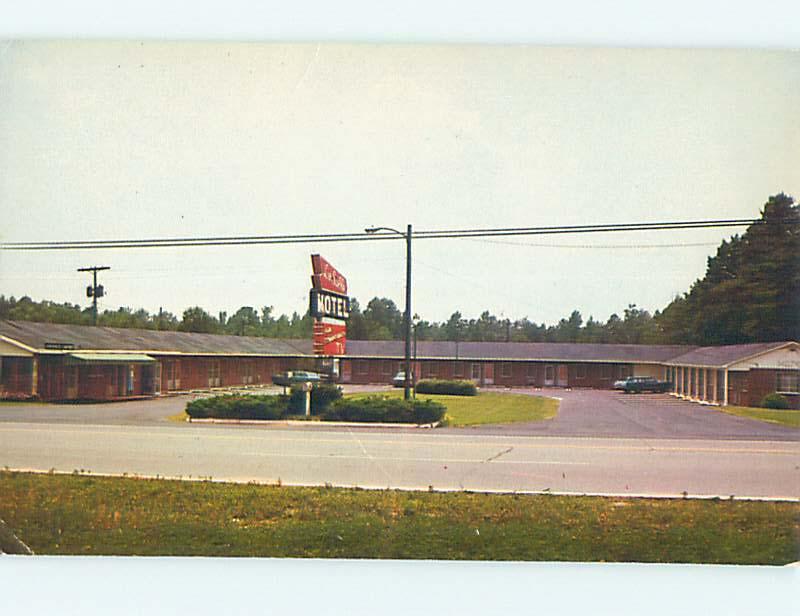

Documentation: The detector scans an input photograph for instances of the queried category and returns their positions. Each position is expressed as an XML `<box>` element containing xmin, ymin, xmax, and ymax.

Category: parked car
<box><xmin>271</xmin><ymin>371</ymin><xmax>322</xmax><ymax>387</ymax></box>
<box><xmin>392</xmin><ymin>371</ymin><xmax>408</xmax><ymax>387</ymax></box>
<box><xmin>613</xmin><ymin>376</ymin><xmax>672</xmax><ymax>393</ymax></box>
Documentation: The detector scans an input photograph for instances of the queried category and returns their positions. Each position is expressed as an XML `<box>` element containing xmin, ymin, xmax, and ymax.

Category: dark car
<box><xmin>271</xmin><ymin>371</ymin><xmax>322</xmax><ymax>387</ymax></box>
<box><xmin>613</xmin><ymin>376</ymin><xmax>672</xmax><ymax>393</ymax></box>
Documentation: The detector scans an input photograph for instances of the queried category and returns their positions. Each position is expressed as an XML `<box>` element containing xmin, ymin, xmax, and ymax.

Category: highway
<box><xmin>1</xmin><ymin>422</ymin><xmax>797</xmax><ymax>499</ymax></box>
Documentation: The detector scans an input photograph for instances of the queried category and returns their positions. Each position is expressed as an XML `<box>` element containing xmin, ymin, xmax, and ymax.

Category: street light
<box><xmin>365</xmin><ymin>224</ymin><xmax>413</xmax><ymax>401</ymax></box>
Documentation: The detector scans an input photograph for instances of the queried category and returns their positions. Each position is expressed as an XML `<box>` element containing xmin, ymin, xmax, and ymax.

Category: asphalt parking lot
<box><xmin>0</xmin><ymin>386</ymin><xmax>797</xmax><ymax>441</ymax></box>
<box><xmin>460</xmin><ymin>388</ymin><xmax>799</xmax><ymax>441</ymax></box>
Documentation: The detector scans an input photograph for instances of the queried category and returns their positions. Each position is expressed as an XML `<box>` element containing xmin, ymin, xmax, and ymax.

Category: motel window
<box><xmin>526</xmin><ymin>364</ymin><xmax>536</xmax><ymax>377</ymax></box>
<box><xmin>501</xmin><ymin>363</ymin><xmax>512</xmax><ymax>378</ymax></box>
<box><xmin>576</xmin><ymin>365</ymin><xmax>587</xmax><ymax>379</ymax></box>
<box><xmin>357</xmin><ymin>361</ymin><xmax>369</xmax><ymax>375</ymax></box>
<box><xmin>453</xmin><ymin>361</ymin><xmax>464</xmax><ymax>377</ymax></box>
<box><xmin>381</xmin><ymin>361</ymin><xmax>392</xmax><ymax>375</ymax></box>
<box><xmin>471</xmin><ymin>363</ymin><xmax>481</xmax><ymax>379</ymax></box>
<box><xmin>600</xmin><ymin>364</ymin><xmax>612</xmax><ymax>379</ymax></box>
<box><xmin>777</xmin><ymin>372</ymin><xmax>799</xmax><ymax>394</ymax></box>
<box><xmin>428</xmin><ymin>362</ymin><xmax>438</xmax><ymax>377</ymax></box>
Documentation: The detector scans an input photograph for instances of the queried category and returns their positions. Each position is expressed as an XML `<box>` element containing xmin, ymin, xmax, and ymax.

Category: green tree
<box><xmin>363</xmin><ymin>297</ymin><xmax>403</xmax><ymax>339</ymax></box>
<box><xmin>657</xmin><ymin>193</ymin><xmax>799</xmax><ymax>344</ymax></box>
<box><xmin>178</xmin><ymin>307</ymin><xmax>221</xmax><ymax>333</ymax></box>
<box><xmin>226</xmin><ymin>306</ymin><xmax>260</xmax><ymax>336</ymax></box>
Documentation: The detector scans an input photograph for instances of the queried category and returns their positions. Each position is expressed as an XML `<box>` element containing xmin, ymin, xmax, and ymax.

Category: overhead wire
<box><xmin>1</xmin><ymin>218</ymin><xmax>787</xmax><ymax>251</ymax></box>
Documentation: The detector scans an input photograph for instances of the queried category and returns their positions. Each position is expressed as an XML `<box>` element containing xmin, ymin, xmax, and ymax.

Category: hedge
<box><xmin>761</xmin><ymin>393</ymin><xmax>790</xmax><ymax>410</ymax></box>
<box><xmin>185</xmin><ymin>388</ymin><xmax>444</xmax><ymax>424</ymax></box>
<box><xmin>286</xmin><ymin>383</ymin><xmax>344</xmax><ymax>414</ymax></box>
<box><xmin>185</xmin><ymin>394</ymin><xmax>287</xmax><ymax>420</ymax></box>
<box><xmin>415</xmin><ymin>379</ymin><xmax>477</xmax><ymax>396</ymax></box>
<box><xmin>186</xmin><ymin>384</ymin><xmax>345</xmax><ymax>420</ymax></box>
<box><xmin>324</xmin><ymin>396</ymin><xmax>446</xmax><ymax>424</ymax></box>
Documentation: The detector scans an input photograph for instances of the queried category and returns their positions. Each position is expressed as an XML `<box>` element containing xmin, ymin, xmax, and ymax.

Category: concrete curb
<box><xmin>5</xmin><ymin>468</ymin><xmax>799</xmax><ymax>503</ymax></box>
<box><xmin>187</xmin><ymin>417</ymin><xmax>440</xmax><ymax>429</ymax></box>
<box><xmin>0</xmin><ymin>518</ymin><xmax>34</xmax><ymax>555</ymax></box>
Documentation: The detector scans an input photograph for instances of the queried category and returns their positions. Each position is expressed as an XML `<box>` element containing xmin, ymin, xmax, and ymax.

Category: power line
<box><xmin>463</xmin><ymin>238</ymin><xmax>720</xmax><ymax>249</ymax></box>
<box><xmin>0</xmin><ymin>218</ymin><xmax>788</xmax><ymax>251</ymax></box>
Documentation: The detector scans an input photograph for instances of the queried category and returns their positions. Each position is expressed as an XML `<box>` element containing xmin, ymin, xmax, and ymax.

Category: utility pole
<box><xmin>78</xmin><ymin>266</ymin><xmax>110</xmax><ymax>325</ymax></box>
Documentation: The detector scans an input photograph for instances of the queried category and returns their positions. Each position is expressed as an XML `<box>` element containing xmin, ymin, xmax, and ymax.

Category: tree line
<box><xmin>2</xmin><ymin>193</ymin><xmax>796</xmax><ymax>345</ymax></box>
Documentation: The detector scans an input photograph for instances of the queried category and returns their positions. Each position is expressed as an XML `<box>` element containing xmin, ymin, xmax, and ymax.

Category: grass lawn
<box><xmin>347</xmin><ymin>390</ymin><xmax>559</xmax><ymax>427</ymax></box>
<box><xmin>718</xmin><ymin>405</ymin><xmax>800</xmax><ymax>428</ymax></box>
<box><xmin>1</xmin><ymin>471</ymin><xmax>797</xmax><ymax>563</ymax></box>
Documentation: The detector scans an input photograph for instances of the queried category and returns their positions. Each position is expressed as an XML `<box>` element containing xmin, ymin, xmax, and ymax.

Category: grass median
<box><xmin>717</xmin><ymin>405</ymin><xmax>800</xmax><ymax>428</ymax></box>
<box><xmin>347</xmin><ymin>390</ymin><xmax>559</xmax><ymax>427</ymax></box>
<box><xmin>1</xmin><ymin>471</ymin><xmax>797</xmax><ymax>564</ymax></box>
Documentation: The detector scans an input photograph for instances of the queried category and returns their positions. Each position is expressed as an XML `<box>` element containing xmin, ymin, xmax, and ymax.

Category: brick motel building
<box><xmin>1</xmin><ymin>320</ymin><xmax>798</xmax><ymax>408</ymax></box>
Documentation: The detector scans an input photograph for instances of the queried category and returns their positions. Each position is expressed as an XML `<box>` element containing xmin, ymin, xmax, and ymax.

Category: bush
<box><xmin>311</xmin><ymin>383</ymin><xmax>344</xmax><ymax>411</ymax></box>
<box><xmin>288</xmin><ymin>383</ymin><xmax>343</xmax><ymax>415</ymax></box>
<box><xmin>760</xmin><ymin>393</ymin><xmax>790</xmax><ymax>410</ymax></box>
<box><xmin>415</xmin><ymin>379</ymin><xmax>477</xmax><ymax>396</ymax></box>
<box><xmin>186</xmin><ymin>394</ymin><xmax>287</xmax><ymax>420</ymax></box>
<box><xmin>325</xmin><ymin>396</ymin><xmax>446</xmax><ymax>424</ymax></box>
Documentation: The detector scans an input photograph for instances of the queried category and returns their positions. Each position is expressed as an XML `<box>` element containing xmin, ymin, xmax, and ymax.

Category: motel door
<box><xmin>483</xmin><ymin>363</ymin><xmax>494</xmax><ymax>386</ymax></box>
<box><xmin>341</xmin><ymin>360</ymin><xmax>352</xmax><ymax>383</ymax></box>
<box><xmin>557</xmin><ymin>365</ymin><xmax>568</xmax><ymax>387</ymax></box>
<box><xmin>544</xmin><ymin>365</ymin><xmax>555</xmax><ymax>386</ymax></box>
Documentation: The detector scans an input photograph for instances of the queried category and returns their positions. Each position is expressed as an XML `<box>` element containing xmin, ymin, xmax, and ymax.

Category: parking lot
<box><xmin>462</xmin><ymin>388</ymin><xmax>799</xmax><ymax>441</ymax></box>
<box><xmin>0</xmin><ymin>386</ymin><xmax>797</xmax><ymax>441</ymax></box>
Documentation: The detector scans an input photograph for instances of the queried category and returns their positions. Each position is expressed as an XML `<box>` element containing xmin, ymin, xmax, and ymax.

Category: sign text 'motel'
<box><xmin>310</xmin><ymin>254</ymin><xmax>349</xmax><ymax>356</ymax></box>
<box><xmin>310</xmin><ymin>289</ymin><xmax>350</xmax><ymax>320</ymax></box>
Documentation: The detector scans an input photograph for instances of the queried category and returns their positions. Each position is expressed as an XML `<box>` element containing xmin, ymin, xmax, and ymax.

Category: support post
<box><xmin>723</xmin><ymin>370</ymin><xmax>729</xmax><ymax>406</ymax></box>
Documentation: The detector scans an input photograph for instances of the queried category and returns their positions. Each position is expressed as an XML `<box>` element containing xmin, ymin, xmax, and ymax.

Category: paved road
<box><xmin>1</xmin><ymin>422</ymin><xmax>798</xmax><ymax>499</ymax></box>
<box><xmin>2</xmin><ymin>387</ymin><xmax>797</xmax><ymax>441</ymax></box>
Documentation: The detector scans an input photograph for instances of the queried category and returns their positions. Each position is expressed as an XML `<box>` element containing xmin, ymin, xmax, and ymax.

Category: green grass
<box><xmin>718</xmin><ymin>405</ymin><xmax>800</xmax><ymax>428</ymax></box>
<box><xmin>1</xmin><ymin>471</ymin><xmax>797</xmax><ymax>563</ymax></box>
<box><xmin>348</xmin><ymin>390</ymin><xmax>559</xmax><ymax>427</ymax></box>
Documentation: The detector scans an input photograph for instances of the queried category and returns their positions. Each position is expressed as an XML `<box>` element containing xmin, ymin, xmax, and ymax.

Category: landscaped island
<box><xmin>184</xmin><ymin>380</ymin><xmax>560</xmax><ymax>427</ymax></box>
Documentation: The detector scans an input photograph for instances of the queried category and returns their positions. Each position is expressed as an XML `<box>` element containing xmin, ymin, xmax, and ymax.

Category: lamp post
<box><xmin>365</xmin><ymin>224</ymin><xmax>412</xmax><ymax>401</ymax></box>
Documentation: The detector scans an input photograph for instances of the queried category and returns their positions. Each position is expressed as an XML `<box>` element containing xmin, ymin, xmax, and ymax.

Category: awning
<box><xmin>66</xmin><ymin>353</ymin><xmax>157</xmax><ymax>365</ymax></box>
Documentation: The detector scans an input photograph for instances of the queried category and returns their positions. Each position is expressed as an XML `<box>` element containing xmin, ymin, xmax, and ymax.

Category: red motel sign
<box><xmin>311</xmin><ymin>254</ymin><xmax>348</xmax><ymax>295</ymax></box>
<box><xmin>310</xmin><ymin>254</ymin><xmax>348</xmax><ymax>356</ymax></box>
<box><xmin>312</xmin><ymin>321</ymin><xmax>347</xmax><ymax>355</ymax></box>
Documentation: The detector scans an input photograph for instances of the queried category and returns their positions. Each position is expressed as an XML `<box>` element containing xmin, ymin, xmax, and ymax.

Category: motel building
<box><xmin>0</xmin><ymin>320</ymin><xmax>798</xmax><ymax>409</ymax></box>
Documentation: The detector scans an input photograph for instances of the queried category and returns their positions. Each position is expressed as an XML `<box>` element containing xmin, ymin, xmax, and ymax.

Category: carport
<box><xmin>53</xmin><ymin>353</ymin><xmax>160</xmax><ymax>400</ymax></box>
<box><xmin>666</xmin><ymin>342</ymin><xmax>800</xmax><ymax>408</ymax></box>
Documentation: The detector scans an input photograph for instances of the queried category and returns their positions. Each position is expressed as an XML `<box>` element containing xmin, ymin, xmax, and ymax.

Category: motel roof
<box><xmin>0</xmin><ymin>320</ymin><xmax>313</xmax><ymax>357</ymax></box>
<box><xmin>664</xmin><ymin>341</ymin><xmax>799</xmax><ymax>369</ymax></box>
<box><xmin>1</xmin><ymin>320</ymin><xmax>795</xmax><ymax>367</ymax></box>
<box><xmin>344</xmin><ymin>340</ymin><xmax>695</xmax><ymax>363</ymax></box>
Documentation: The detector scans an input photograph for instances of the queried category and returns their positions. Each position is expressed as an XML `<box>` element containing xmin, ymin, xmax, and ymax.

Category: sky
<box><xmin>1</xmin><ymin>41</ymin><xmax>798</xmax><ymax>325</ymax></box>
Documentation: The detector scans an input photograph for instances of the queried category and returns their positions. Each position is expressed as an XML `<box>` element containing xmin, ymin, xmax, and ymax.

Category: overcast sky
<box><xmin>1</xmin><ymin>42</ymin><xmax>798</xmax><ymax>325</ymax></box>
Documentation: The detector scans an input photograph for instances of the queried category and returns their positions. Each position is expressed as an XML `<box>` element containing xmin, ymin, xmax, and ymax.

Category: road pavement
<box><xmin>1</xmin><ymin>387</ymin><xmax>797</xmax><ymax>441</ymax></box>
<box><xmin>1</xmin><ymin>422</ymin><xmax>797</xmax><ymax>499</ymax></box>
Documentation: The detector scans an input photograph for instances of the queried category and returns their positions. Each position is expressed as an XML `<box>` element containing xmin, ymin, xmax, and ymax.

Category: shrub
<box><xmin>287</xmin><ymin>383</ymin><xmax>343</xmax><ymax>415</ymax></box>
<box><xmin>311</xmin><ymin>383</ymin><xmax>344</xmax><ymax>411</ymax></box>
<box><xmin>186</xmin><ymin>394</ymin><xmax>286</xmax><ymax>420</ymax></box>
<box><xmin>415</xmin><ymin>379</ymin><xmax>477</xmax><ymax>396</ymax></box>
<box><xmin>760</xmin><ymin>393</ymin><xmax>790</xmax><ymax>410</ymax></box>
<box><xmin>325</xmin><ymin>396</ymin><xmax>446</xmax><ymax>424</ymax></box>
